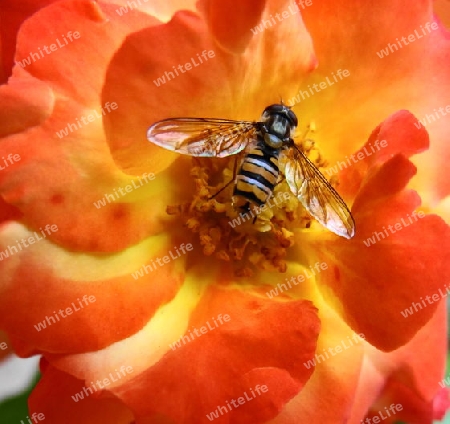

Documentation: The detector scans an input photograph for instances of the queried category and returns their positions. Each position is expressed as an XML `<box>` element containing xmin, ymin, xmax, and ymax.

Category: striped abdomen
<box><xmin>233</xmin><ymin>140</ymin><xmax>280</xmax><ymax>211</ymax></box>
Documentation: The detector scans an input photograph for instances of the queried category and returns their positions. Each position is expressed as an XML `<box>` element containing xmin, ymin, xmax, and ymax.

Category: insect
<box><xmin>147</xmin><ymin>104</ymin><xmax>355</xmax><ymax>239</ymax></box>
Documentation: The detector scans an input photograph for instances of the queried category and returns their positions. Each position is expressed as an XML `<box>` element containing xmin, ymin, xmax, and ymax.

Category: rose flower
<box><xmin>0</xmin><ymin>0</ymin><xmax>449</xmax><ymax>423</ymax></box>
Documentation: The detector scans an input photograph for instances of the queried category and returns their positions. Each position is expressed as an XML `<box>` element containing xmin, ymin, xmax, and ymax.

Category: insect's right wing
<box><xmin>147</xmin><ymin>118</ymin><xmax>260</xmax><ymax>157</ymax></box>
<box><xmin>280</xmin><ymin>142</ymin><xmax>356</xmax><ymax>239</ymax></box>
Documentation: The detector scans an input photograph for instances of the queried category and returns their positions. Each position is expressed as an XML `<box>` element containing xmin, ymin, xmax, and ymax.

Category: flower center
<box><xmin>166</xmin><ymin>124</ymin><xmax>330</xmax><ymax>276</ymax></box>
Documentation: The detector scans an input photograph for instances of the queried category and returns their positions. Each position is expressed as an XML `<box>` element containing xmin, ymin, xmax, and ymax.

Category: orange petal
<box><xmin>13</xmin><ymin>0</ymin><xmax>156</xmax><ymax>104</ymax></box>
<box><xmin>201</xmin><ymin>0</ymin><xmax>267</xmax><ymax>53</ymax></box>
<box><xmin>300</xmin><ymin>1</ymin><xmax>450</xmax><ymax>203</ymax></box>
<box><xmin>435</xmin><ymin>0</ymin><xmax>450</xmax><ymax>28</ymax></box>
<box><xmin>103</xmin><ymin>3</ymin><xmax>316</xmax><ymax>175</ymax></box>
<box><xmin>0</xmin><ymin>0</ymin><xmax>182</xmax><ymax>252</ymax></box>
<box><xmin>29</xmin><ymin>359</ymin><xmax>135</xmax><ymax>424</ymax></box>
<box><xmin>47</xmin><ymin>285</ymin><xmax>320</xmax><ymax>423</ymax></box>
<box><xmin>0</xmin><ymin>228</ymin><xmax>184</xmax><ymax>354</ymax></box>
<box><xmin>0</xmin><ymin>74</ymin><xmax>53</xmax><ymax>137</ymax></box>
<box><xmin>0</xmin><ymin>0</ymin><xmax>58</xmax><ymax>82</ymax></box>
<box><xmin>304</xmin><ymin>114</ymin><xmax>450</xmax><ymax>351</ymax></box>
<box><xmin>0</xmin><ymin>196</ymin><xmax>22</xmax><ymax>224</ymax></box>
<box><xmin>0</xmin><ymin>2</ymin><xmax>187</xmax><ymax>251</ymax></box>
<box><xmin>0</xmin><ymin>124</ymin><xmax>184</xmax><ymax>252</ymax></box>
<box><xmin>266</xmin><ymin>263</ymin><xmax>366</xmax><ymax>423</ymax></box>
<box><xmin>348</xmin><ymin>301</ymin><xmax>448</xmax><ymax>422</ymax></box>
<box><xmin>321</xmin><ymin>157</ymin><xmax>448</xmax><ymax>351</ymax></box>
<box><xmin>103</xmin><ymin>10</ymin><xmax>230</xmax><ymax>176</ymax></box>
<box><xmin>337</xmin><ymin>110</ymin><xmax>429</xmax><ymax>200</ymax></box>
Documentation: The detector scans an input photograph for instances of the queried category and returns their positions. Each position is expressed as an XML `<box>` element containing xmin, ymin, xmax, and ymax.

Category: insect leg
<box><xmin>208</xmin><ymin>155</ymin><xmax>240</xmax><ymax>200</ymax></box>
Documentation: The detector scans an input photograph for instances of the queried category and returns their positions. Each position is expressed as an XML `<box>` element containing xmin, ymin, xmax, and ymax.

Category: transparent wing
<box><xmin>147</xmin><ymin>118</ymin><xmax>259</xmax><ymax>157</ymax></box>
<box><xmin>280</xmin><ymin>142</ymin><xmax>355</xmax><ymax>239</ymax></box>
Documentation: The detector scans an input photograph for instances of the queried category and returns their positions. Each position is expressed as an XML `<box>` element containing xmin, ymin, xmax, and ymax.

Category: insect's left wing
<box><xmin>280</xmin><ymin>142</ymin><xmax>355</xmax><ymax>239</ymax></box>
<box><xmin>147</xmin><ymin>118</ymin><xmax>259</xmax><ymax>157</ymax></box>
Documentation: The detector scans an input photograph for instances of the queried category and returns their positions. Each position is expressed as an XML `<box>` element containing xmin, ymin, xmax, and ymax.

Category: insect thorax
<box><xmin>259</xmin><ymin>104</ymin><xmax>297</xmax><ymax>149</ymax></box>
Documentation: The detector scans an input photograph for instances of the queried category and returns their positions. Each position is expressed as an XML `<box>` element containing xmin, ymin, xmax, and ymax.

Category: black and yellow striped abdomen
<box><xmin>233</xmin><ymin>139</ymin><xmax>280</xmax><ymax>211</ymax></box>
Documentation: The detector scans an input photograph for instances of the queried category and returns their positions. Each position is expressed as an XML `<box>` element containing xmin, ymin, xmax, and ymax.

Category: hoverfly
<box><xmin>147</xmin><ymin>104</ymin><xmax>355</xmax><ymax>239</ymax></box>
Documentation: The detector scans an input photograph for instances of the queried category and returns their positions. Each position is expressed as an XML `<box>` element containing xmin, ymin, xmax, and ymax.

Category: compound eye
<box><xmin>287</xmin><ymin>110</ymin><xmax>298</xmax><ymax>127</ymax></box>
<box><xmin>261</xmin><ymin>110</ymin><xmax>271</xmax><ymax>122</ymax></box>
<box><xmin>263</xmin><ymin>104</ymin><xmax>283</xmax><ymax>115</ymax></box>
